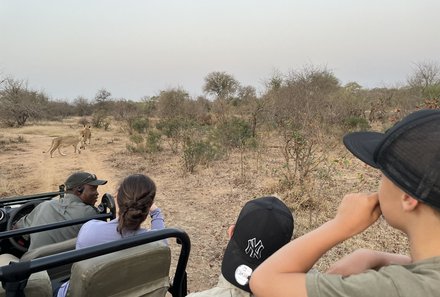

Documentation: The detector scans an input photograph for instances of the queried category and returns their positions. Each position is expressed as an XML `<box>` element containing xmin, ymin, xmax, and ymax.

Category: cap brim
<box><xmin>221</xmin><ymin>239</ymin><xmax>254</xmax><ymax>293</ymax></box>
<box><xmin>343</xmin><ymin>132</ymin><xmax>384</xmax><ymax>168</ymax></box>
<box><xmin>86</xmin><ymin>179</ymin><xmax>107</xmax><ymax>186</ymax></box>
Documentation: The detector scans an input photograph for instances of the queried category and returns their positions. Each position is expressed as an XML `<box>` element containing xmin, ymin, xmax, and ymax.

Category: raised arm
<box><xmin>250</xmin><ymin>192</ymin><xmax>382</xmax><ymax>297</ymax></box>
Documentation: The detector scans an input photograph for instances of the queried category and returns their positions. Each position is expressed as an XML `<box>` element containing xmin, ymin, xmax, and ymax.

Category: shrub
<box><xmin>78</xmin><ymin>117</ymin><xmax>89</xmax><ymax>126</ymax></box>
<box><xmin>343</xmin><ymin>116</ymin><xmax>370</xmax><ymax>131</ymax></box>
<box><xmin>156</xmin><ymin>117</ymin><xmax>198</xmax><ymax>153</ymax></box>
<box><xmin>131</xmin><ymin>117</ymin><xmax>149</xmax><ymax>134</ymax></box>
<box><xmin>91</xmin><ymin>111</ymin><xmax>108</xmax><ymax>128</ymax></box>
<box><xmin>212</xmin><ymin>117</ymin><xmax>253</xmax><ymax>150</ymax></box>
<box><xmin>145</xmin><ymin>130</ymin><xmax>162</xmax><ymax>153</ymax></box>
<box><xmin>182</xmin><ymin>139</ymin><xmax>222</xmax><ymax>173</ymax></box>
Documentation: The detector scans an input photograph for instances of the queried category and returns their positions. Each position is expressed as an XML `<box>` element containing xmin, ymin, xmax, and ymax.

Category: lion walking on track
<box><xmin>43</xmin><ymin>136</ymin><xmax>86</xmax><ymax>158</ymax></box>
<box><xmin>80</xmin><ymin>125</ymin><xmax>92</xmax><ymax>144</ymax></box>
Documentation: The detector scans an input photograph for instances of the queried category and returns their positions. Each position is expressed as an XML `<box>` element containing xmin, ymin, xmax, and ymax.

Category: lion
<box><xmin>43</xmin><ymin>135</ymin><xmax>86</xmax><ymax>158</ymax></box>
<box><xmin>80</xmin><ymin>125</ymin><xmax>92</xmax><ymax>145</ymax></box>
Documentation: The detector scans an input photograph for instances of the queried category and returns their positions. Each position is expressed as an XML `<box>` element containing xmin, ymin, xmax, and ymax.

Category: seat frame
<box><xmin>0</xmin><ymin>228</ymin><xmax>190</xmax><ymax>297</ymax></box>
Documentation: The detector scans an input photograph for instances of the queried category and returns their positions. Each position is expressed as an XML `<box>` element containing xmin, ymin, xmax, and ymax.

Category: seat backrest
<box><xmin>0</xmin><ymin>254</ymin><xmax>52</xmax><ymax>297</ymax></box>
<box><xmin>67</xmin><ymin>241</ymin><xmax>171</xmax><ymax>297</ymax></box>
<box><xmin>21</xmin><ymin>237</ymin><xmax>77</xmax><ymax>282</ymax></box>
<box><xmin>21</xmin><ymin>238</ymin><xmax>77</xmax><ymax>261</ymax></box>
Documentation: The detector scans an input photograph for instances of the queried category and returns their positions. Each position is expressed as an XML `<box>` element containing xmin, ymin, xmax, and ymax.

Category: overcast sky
<box><xmin>1</xmin><ymin>0</ymin><xmax>439</xmax><ymax>101</ymax></box>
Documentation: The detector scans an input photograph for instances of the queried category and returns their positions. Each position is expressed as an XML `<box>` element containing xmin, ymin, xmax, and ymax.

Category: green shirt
<box><xmin>306</xmin><ymin>256</ymin><xmax>440</xmax><ymax>297</ymax></box>
<box><xmin>16</xmin><ymin>193</ymin><xmax>98</xmax><ymax>250</ymax></box>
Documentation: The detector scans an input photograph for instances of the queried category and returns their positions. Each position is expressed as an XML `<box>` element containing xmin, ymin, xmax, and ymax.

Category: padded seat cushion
<box><xmin>67</xmin><ymin>241</ymin><xmax>171</xmax><ymax>297</ymax></box>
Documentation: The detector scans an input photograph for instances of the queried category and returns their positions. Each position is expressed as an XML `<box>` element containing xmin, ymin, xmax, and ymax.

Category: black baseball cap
<box><xmin>343</xmin><ymin>109</ymin><xmax>440</xmax><ymax>209</ymax></box>
<box><xmin>221</xmin><ymin>196</ymin><xmax>294</xmax><ymax>292</ymax></box>
<box><xmin>65</xmin><ymin>171</ymin><xmax>107</xmax><ymax>190</ymax></box>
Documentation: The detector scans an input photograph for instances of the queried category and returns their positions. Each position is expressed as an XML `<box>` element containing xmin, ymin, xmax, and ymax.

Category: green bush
<box><xmin>131</xmin><ymin>117</ymin><xmax>149</xmax><ymax>134</ymax></box>
<box><xmin>156</xmin><ymin>117</ymin><xmax>198</xmax><ymax>153</ymax></box>
<box><xmin>182</xmin><ymin>139</ymin><xmax>222</xmax><ymax>173</ymax></box>
<box><xmin>212</xmin><ymin>117</ymin><xmax>253</xmax><ymax>149</ymax></box>
<box><xmin>343</xmin><ymin>116</ymin><xmax>370</xmax><ymax>131</ymax></box>
<box><xmin>129</xmin><ymin>134</ymin><xmax>143</xmax><ymax>144</ymax></box>
<box><xmin>145</xmin><ymin>130</ymin><xmax>162</xmax><ymax>153</ymax></box>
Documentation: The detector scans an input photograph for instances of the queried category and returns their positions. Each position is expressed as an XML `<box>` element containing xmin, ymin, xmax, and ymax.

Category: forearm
<box><xmin>261</xmin><ymin>219</ymin><xmax>350</xmax><ymax>274</ymax></box>
<box><xmin>373</xmin><ymin>251</ymin><xmax>411</xmax><ymax>267</ymax></box>
<box><xmin>251</xmin><ymin>219</ymin><xmax>351</xmax><ymax>297</ymax></box>
<box><xmin>326</xmin><ymin>249</ymin><xmax>411</xmax><ymax>275</ymax></box>
<box><xmin>150</xmin><ymin>208</ymin><xmax>165</xmax><ymax>230</ymax></box>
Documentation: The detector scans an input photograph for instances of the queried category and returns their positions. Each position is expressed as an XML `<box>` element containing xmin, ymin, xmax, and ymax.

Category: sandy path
<box><xmin>1</xmin><ymin>130</ymin><xmax>118</xmax><ymax>198</ymax></box>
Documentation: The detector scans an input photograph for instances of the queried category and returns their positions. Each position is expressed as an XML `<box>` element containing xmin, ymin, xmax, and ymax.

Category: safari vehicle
<box><xmin>0</xmin><ymin>189</ymin><xmax>190</xmax><ymax>297</ymax></box>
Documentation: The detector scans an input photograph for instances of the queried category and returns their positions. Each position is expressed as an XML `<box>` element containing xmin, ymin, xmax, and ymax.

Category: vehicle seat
<box><xmin>66</xmin><ymin>241</ymin><xmax>171</xmax><ymax>297</ymax></box>
<box><xmin>21</xmin><ymin>238</ymin><xmax>77</xmax><ymax>281</ymax></box>
<box><xmin>0</xmin><ymin>254</ymin><xmax>52</xmax><ymax>297</ymax></box>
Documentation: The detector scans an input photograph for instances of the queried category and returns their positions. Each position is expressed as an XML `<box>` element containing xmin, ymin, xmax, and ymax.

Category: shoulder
<box><xmin>80</xmin><ymin>219</ymin><xmax>108</xmax><ymax>232</ymax></box>
<box><xmin>76</xmin><ymin>219</ymin><xmax>119</xmax><ymax>249</ymax></box>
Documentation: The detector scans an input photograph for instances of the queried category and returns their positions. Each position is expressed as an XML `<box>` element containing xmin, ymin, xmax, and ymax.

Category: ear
<box><xmin>227</xmin><ymin>225</ymin><xmax>235</xmax><ymax>239</ymax></box>
<box><xmin>401</xmin><ymin>193</ymin><xmax>419</xmax><ymax>211</ymax></box>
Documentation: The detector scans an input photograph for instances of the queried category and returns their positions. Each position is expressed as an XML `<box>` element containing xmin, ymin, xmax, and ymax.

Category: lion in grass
<box><xmin>80</xmin><ymin>125</ymin><xmax>92</xmax><ymax>144</ymax></box>
<box><xmin>43</xmin><ymin>135</ymin><xmax>86</xmax><ymax>158</ymax></box>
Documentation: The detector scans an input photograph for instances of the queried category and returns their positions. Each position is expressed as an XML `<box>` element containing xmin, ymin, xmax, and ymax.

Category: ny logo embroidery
<box><xmin>245</xmin><ymin>238</ymin><xmax>264</xmax><ymax>259</ymax></box>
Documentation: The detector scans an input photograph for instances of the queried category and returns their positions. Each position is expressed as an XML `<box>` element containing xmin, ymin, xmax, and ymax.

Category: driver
<box><xmin>14</xmin><ymin>171</ymin><xmax>107</xmax><ymax>250</ymax></box>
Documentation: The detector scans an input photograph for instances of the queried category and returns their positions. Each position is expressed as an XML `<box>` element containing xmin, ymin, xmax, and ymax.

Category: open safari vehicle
<box><xmin>0</xmin><ymin>188</ymin><xmax>190</xmax><ymax>297</ymax></box>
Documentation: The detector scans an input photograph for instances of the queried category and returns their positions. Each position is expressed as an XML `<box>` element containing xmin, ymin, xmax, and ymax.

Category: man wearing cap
<box><xmin>251</xmin><ymin>109</ymin><xmax>440</xmax><ymax>297</ymax></box>
<box><xmin>15</xmin><ymin>171</ymin><xmax>107</xmax><ymax>250</ymax></box>
<box><xmin>187</xmin><ymin>196</ymin><xmax>294</xmax><ymax>297</ymax></box>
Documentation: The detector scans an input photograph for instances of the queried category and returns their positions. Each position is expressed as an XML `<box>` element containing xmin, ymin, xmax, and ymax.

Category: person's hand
<box><xmin>333</xmin><ymin>192</ymin><xmax>382</xmax><ymax>237</ymax></box>
<box><xmin>149</xmin><ymin>203</ymin><xmax>158</xmax><ymax>213</ymax></box>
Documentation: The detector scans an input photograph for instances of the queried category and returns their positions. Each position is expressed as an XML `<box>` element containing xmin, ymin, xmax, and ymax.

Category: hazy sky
<box><xmin>1</xmin><ymin>0</ymin><xmax>439</xmax><ymax>101</ymax></box>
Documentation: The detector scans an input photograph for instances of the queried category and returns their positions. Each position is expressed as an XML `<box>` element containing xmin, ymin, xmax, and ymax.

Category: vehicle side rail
<box><xmin>0</xmin><ymin>186</ymin><xmax>65</xmax><ymax>207</ymax></box>
<box><xmin>0</xmin><ymin>213</ymin><xmax>113</xmax><ymax>240</ymax></box>
<box><xmin>0</xmin><ymin>228</ymin><xmax>191</xmax><ymax>297</ymax></box>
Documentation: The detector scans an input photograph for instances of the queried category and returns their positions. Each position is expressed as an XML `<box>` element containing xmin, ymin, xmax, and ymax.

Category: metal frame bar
<box><xmin>0</xmin><ymin>228</ymin><xmax>190</xmax><ymax>297</ymax></box>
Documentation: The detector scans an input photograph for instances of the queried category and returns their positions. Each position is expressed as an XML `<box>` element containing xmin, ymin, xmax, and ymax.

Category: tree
<box><xmin>203</xmin><ymin>71</ymin><xmax>239</xmax><ymax>100</ymax></box>
<box><xmin>203</xmin><ymin>71</ymin><xmax>240</xmax><ymax>122</ymax></box>
<box><xmin>94</xmin><ymin>88</ymin><xmax>112</xmax><ymax>103</ymax></box>
<box><xmin>264</xmin><ymin>70</ymin><xmax>284</xmax><ymax>92</ymax></box>
<box><xmin>156</xmin><ymin>87</ymin><xmax>189</xmax><ymax>119</ymax></box>
<box><xmin>73</xmin><ymin>96</ymin><xmax>91</xmax><ymax>117</ymax></box>
<box><xmin>0</xmin><ymin>77</ymin><xmax>47</xmax><ymax>127</ymax></box>
<box><xmin>407</xmin><ymin>61</ymin><xmax>440</xmax><ymax>100</ymax></box>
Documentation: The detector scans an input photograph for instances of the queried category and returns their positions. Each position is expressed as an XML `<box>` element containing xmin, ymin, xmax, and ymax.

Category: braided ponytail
<box><xmin>116</xmin><ymin>174</ymin><xmax>156</xmax><ymax>236</ymax></box>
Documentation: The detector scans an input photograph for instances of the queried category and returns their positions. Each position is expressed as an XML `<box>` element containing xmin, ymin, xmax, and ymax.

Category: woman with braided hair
<box><xmin>56</xmin><ymin>174</ymin><xmax>165</xmax><ymax>297</ymax></box>
<box><xmin>73</xmin><ymin>173</ymin><xmax>165</xmax><ymax>248</ymax></box>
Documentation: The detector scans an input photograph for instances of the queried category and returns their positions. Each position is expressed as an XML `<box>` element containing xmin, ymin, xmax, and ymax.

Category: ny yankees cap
<box><xmin>343</xmin><ymin>109</ymin><xmax>440</xmax><ymax>209</ymax></box>
<box><xmin>221</xmin><ymin>196</ymin><xmax>294</xmax><ymax>292</ymax></box>
<box><xmin>65</xmin><ymin>171</ymin><xmax>107</xmax><ymax>190</ymax></box>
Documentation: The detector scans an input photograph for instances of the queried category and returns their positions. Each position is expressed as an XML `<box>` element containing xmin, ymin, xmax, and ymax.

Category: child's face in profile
<box><xmin>378</xmin><ymin>174</ymin><xmax>405</xmax><ymax>230</ymax></box>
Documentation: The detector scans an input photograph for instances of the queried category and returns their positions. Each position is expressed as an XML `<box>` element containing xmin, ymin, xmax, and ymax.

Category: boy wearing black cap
<box><xmin>250</xmin><ymin>109</ymin><xmax>440</xmax><ymax>297</ymax></box>
<box><xmin>188</xmin><ymin>196</ymin><xmax>294</xmax><ymax>297</ymax></box>
<box><xmin>15</xmin><ymin>171</ymin><xmax>107</xmax><ymax>250</ymax></box>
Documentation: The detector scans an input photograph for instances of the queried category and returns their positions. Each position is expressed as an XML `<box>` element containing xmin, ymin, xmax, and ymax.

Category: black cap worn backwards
<box><xmin>221</xmin><ymin>196</ymin><xmax>294</xmax><ymax>293</ymax></box>
<box><xmin>343</xmin><ymin>109</ymin><xmax>440</xmax><ymax>209</ymax></box>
